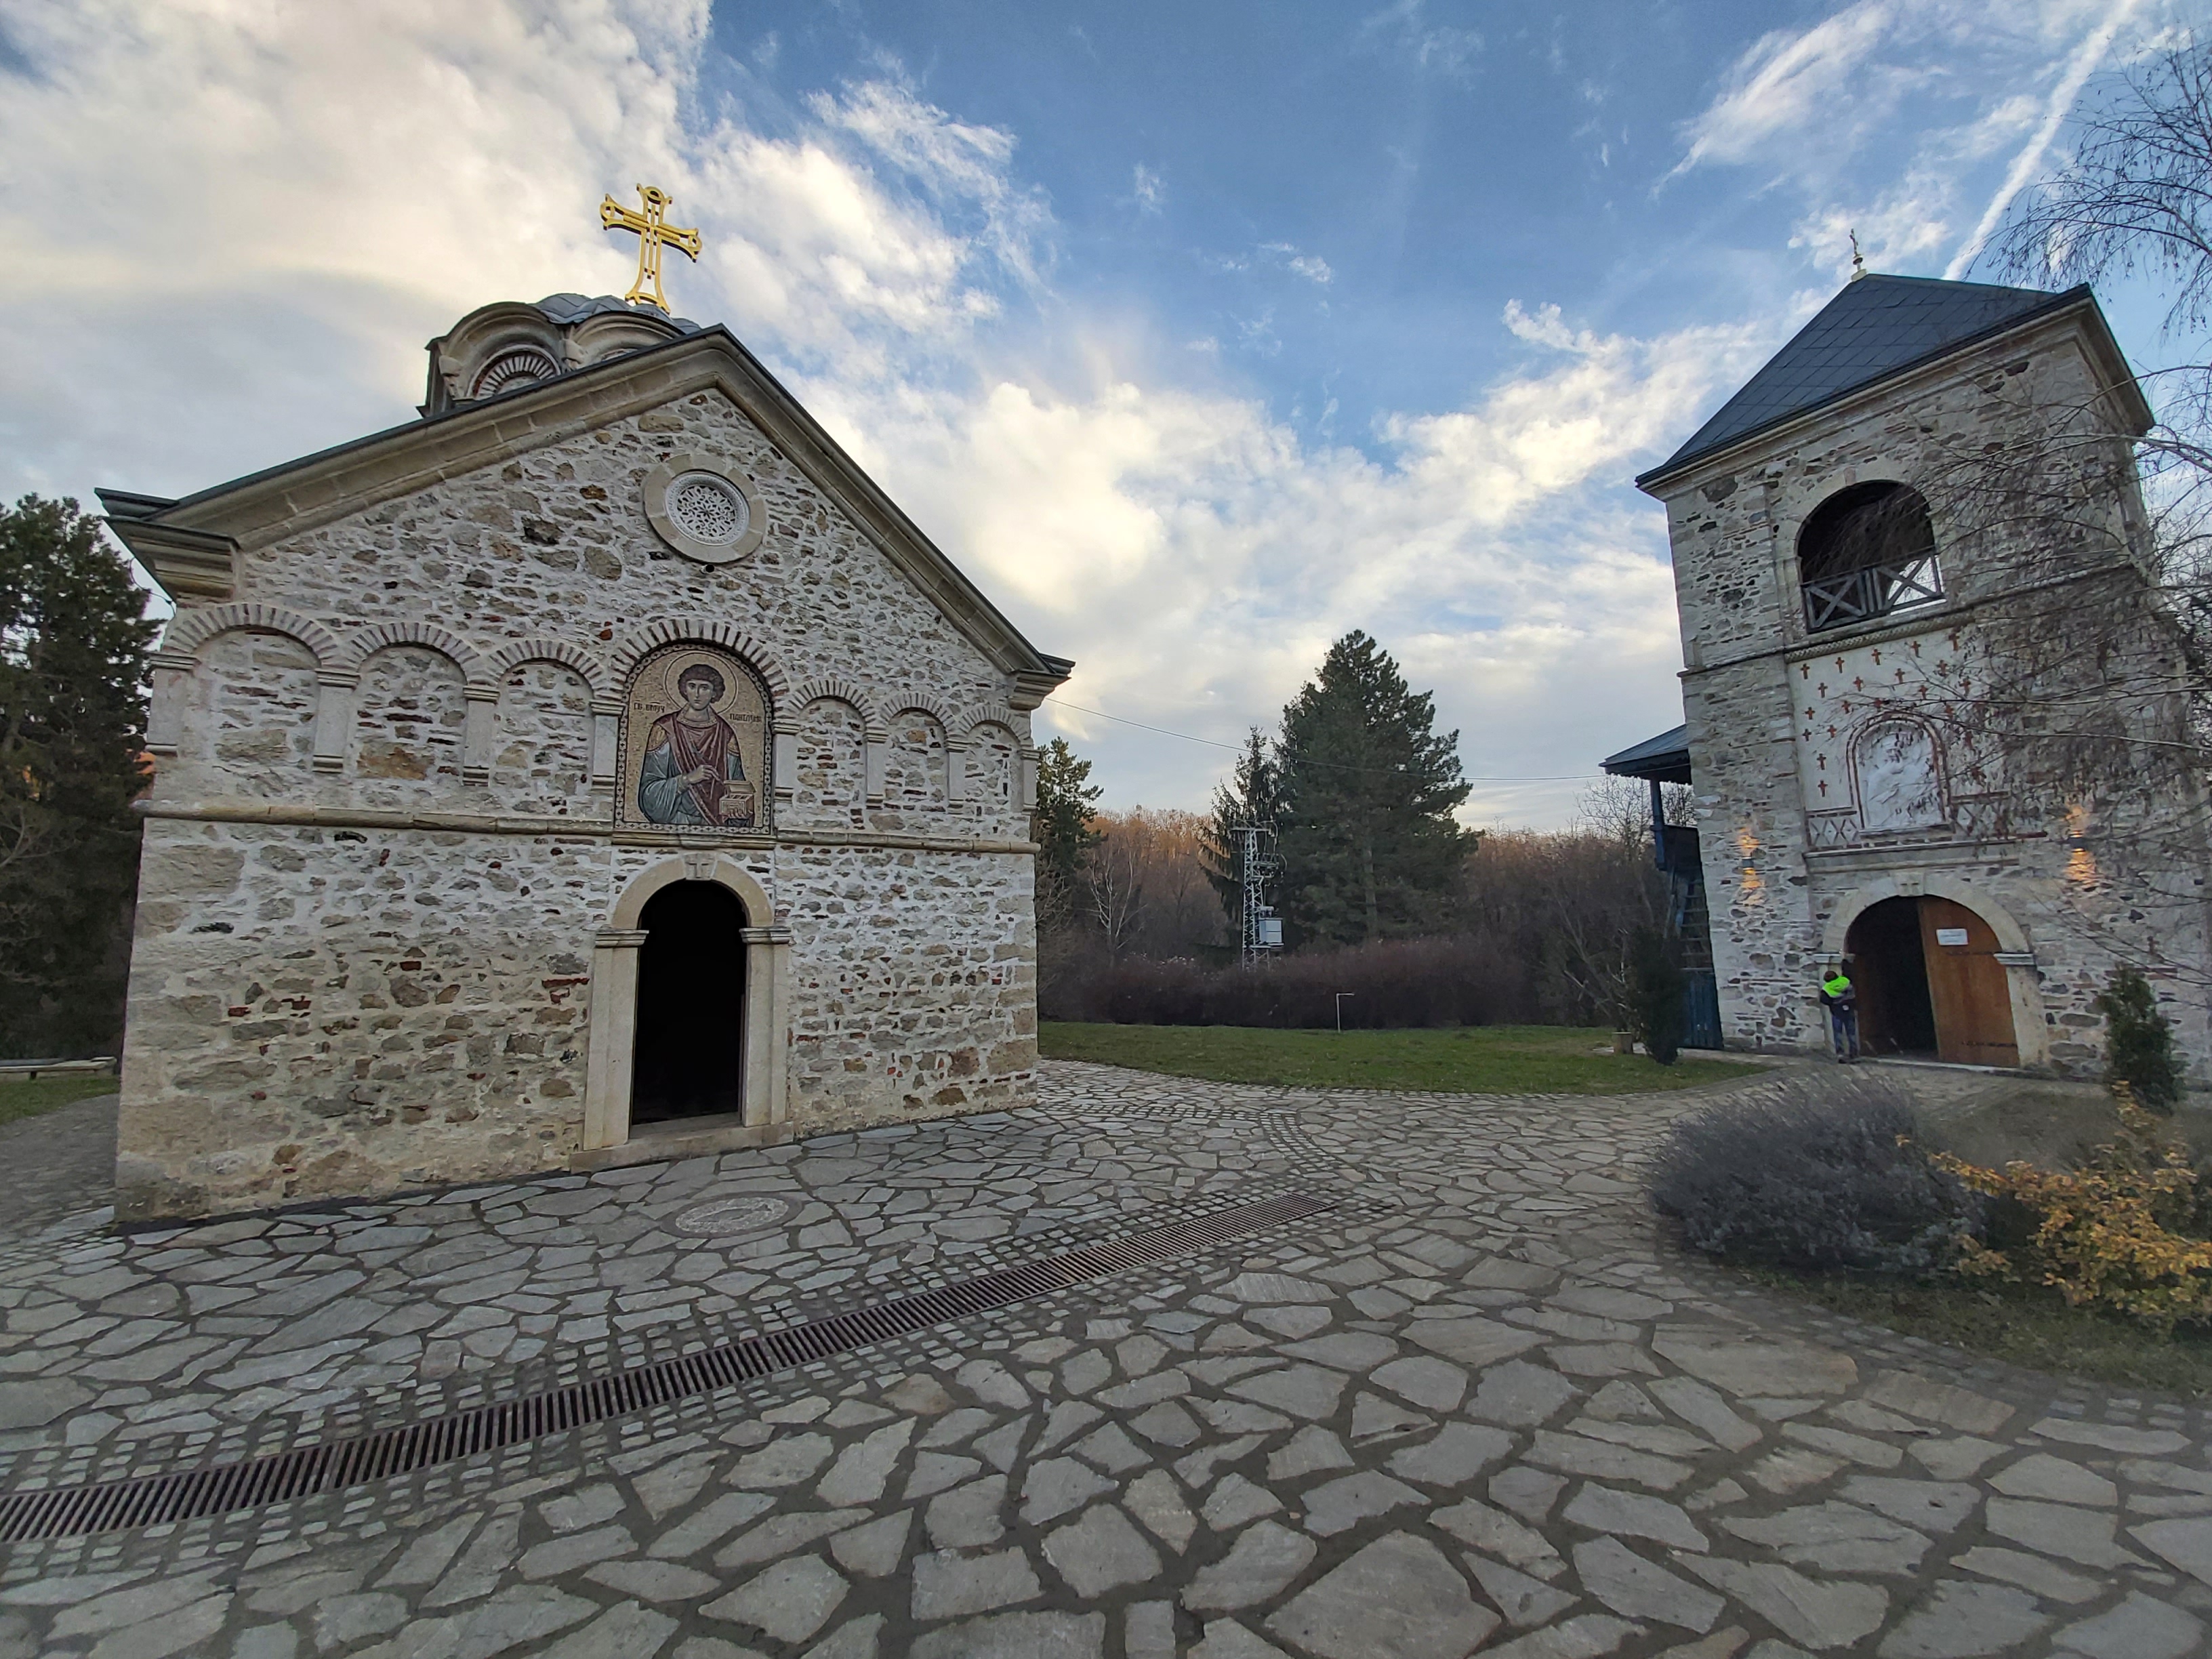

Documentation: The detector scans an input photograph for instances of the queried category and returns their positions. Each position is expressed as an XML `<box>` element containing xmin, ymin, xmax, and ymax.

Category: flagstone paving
<box><xmin>3</xmin><ymin>1059</ymin><xmax>2209</xmax><ymax>1657</ymax></box>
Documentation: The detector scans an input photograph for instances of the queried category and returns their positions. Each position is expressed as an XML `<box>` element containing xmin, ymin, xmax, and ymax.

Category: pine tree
<box><xmin>1030</xmin><ymin>736</ymin><xmax>1101</xmax><ymax>930</ymax></box>
<box><xmin>1629</xmin><ymin>926</ymin><xmax>1687</xmax><ymax>1066</ymax></box>
<box><xmin>2095</xmin><ymin>965</ymin><xmax>2186</xmax><ymax>1113</ymax></box>
<box><xmin>1200</xmin><ymin>726</ymin><xmax>1282</xmax><ymax>926</ymax></box>
<box><xmin>0</xmin><ymin>497</ymin><xmax>155</xmax><ymax>1057</ymax></box>
<box><xmin>1274</xmin><ymin>631</ymin><xmax>1472</xmax><ymax>947</ymax></box>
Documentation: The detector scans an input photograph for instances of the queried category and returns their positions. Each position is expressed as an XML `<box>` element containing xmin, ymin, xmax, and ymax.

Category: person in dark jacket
<box><xmin>1819</xmin><ymin>960</ymin><xmax>1859</xmax><ymax>1062</ymax></box>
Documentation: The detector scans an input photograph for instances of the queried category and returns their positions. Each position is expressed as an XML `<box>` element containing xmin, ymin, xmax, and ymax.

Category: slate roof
<box><xmin>1637</xmin><ymin>274</ymin><xmax>2089</xmax><ymax>487</ymax></box>
<box><xmin>533</xmin><ymin>292</ymin><xmax>702</xmax><ymax>333</ymax></box>
<box><xmin>1600</xmin><ymin>724</ymin><xmax>1691</xmax><ymax>783</ymax></box>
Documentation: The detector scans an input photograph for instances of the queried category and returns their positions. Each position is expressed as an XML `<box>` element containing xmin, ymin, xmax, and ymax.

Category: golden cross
<box><xmin>599</xmin><ymin>184</ymin><xmax>702</xmax><ymax>312</ymax></box>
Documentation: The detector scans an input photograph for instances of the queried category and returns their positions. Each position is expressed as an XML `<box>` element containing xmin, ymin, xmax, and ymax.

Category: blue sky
<box><xmin>0</xmin><ymin>0</ymin><xmax>2190</xmax><ymax>824</ymax></box>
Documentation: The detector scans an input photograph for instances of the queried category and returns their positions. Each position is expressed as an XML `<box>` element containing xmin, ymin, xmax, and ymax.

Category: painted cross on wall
<box><xmin>1791</xmin><ymin>621</ymin><xmax>2002</xmax><ymax>841</ymax></box>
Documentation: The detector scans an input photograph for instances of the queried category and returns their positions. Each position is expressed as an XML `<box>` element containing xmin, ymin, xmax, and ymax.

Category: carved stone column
<box><xmin>462</xmin><ymin>684</ymin><xmax>498</xmax><ymax>784</ymax></box>
<box><xmin>146</xmin><ymin>650</ymin><xmax>195</xmax><ymax>757</ymax></box>
<box><xmin>739</xmin><ymin>924</ymin><xmax>793</xmax><ymax>1125</ymax></box>
<box><xmin>581</xmin><ymin>928</ymin><xmax>648</xmax><ymax>1149</ymax></box>
<box><xmin>312</xmin><ymin>670</ymin><xmax>359</xmax><ymax>775</ymax></box>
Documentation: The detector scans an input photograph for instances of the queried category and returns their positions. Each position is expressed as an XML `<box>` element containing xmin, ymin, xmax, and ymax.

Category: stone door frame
<box><xmin>1822</xmin><ymin>876</ymin><xmax>2046</xmax><ymax>1068</ymax></box>
<box><xmin>582</xmin><ymin>855</ymin><xmax>791</xmax><ymax>1150</ymax></box>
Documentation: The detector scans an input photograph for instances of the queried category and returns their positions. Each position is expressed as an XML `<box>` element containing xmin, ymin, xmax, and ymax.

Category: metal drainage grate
<box><xmin>0</xmin><ymin>1189</ymin><xmax>1334</xmax><ymax>1542</ymax></box>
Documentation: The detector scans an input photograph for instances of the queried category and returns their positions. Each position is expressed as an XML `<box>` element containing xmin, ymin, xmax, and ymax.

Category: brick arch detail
<box><xmin>158</xmin><ymin>604</ymin><xmax>344</xmax><ymax>673</ymax></box>
<box><xmin>790</xmin><ymin>678</ymin><xmax>883</xmax><ymax>737</ymax></box>
<box><xmin>485</xmin><ymin>638</ymin><xmax>608</xmax><ymax>697</ymax></box>
<box><xmin>956</xmin><ymin>701</ymin><xmax>1022</xmax><ymax>740</ymax></box>
<box><xmin>339</xmin><ymin>621</ymin><xmax>488</xmax><ymax>687</ymax></box>
<box><xmin>882</xmin><ymin>695</ymin><xmax>960</xmax><ymax>731</ymax></box>
<box><xmin>607</xmin><ymin>620</ymin><xmax>793</xmax><ymax>703</ymax></box>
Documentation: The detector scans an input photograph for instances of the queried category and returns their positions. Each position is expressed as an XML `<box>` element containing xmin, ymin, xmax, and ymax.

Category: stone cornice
<box><xmin>136</xmin><ymin>798</ymin><xmax>1035</xmax><ymax>855</ymax></box>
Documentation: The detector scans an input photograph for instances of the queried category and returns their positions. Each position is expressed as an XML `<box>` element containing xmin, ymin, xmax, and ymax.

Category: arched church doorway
<box><xmin>1847</xmin><ymin>898</ymin><xmax>1936</xmax><ymax>1057</ymax></box>
<box><xmin>1845</xmin><ymin>895</ymin><xmax>2018</xmax><ymax>1067</ymax></box>
<box><xmin>630</xmin><ymin>880</ymin><xmax>747</xmax><ymax>1124</ymax></box>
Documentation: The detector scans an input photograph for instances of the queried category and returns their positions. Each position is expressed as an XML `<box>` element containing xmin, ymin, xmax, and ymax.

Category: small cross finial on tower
<box><xmin>599</xmin><ymin>184</ymin><xmax>703</xmax><ymax>312</ymax></box>
<box><xmin>1848</xmin><ymin>229</ymin><xmax>1867</xmax><ymax>281</ymax></box>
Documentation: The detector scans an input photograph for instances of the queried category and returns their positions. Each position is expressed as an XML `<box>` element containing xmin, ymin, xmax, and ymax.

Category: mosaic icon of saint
<box><xmin>638</xmin><ymin>662</ymin><xmax>750</xmax><ymax>825</ymax></box>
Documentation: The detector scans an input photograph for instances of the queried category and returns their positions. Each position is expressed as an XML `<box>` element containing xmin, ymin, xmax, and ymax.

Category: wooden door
<box><xmin>1919</xmin><ymin>897</ymin><xmax>2018</xmax><ymax>1067</ymax></box>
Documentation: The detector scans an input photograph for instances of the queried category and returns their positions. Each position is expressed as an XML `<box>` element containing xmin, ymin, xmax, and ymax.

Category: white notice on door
<box><xmin>1935</xmin><ymin>927</ymin><xmax>1969</xmax><ymax>946</ymax></box>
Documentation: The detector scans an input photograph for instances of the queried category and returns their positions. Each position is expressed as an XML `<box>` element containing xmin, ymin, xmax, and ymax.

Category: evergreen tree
<box><xmin>1628</xmin><ymin>926</ymin><xmax>1687</xmax><ymax>1066</ymax></box>
<box><xmin>1273</xmin><ymin>631</ymin><xmax>1472</xmax><ymax>947</ymax></box>
<box><xmin>1200</xmin><ymin>726</ymin><xmax>1282</xmax><ymax>926</ymax></box>
<box><xmin>2095</xmin><ymin>965</ymin><xmax>2186</xmax><ymax>1113</ymax></box>
<box><xmin>1030</xmin><ymin>736</ymin><xmax>1101</xmax><ymax>930</ymax></box>
<box><xmin>0</xmin><ymin>497</ymin><xmax>156</xmax><ymax>1057</ymax></box>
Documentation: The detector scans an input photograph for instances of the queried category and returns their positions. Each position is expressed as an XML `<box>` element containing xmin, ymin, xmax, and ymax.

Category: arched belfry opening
<box><xmin>1798</xmin><ymin>480</ymin><xmax>1941</xmax><ymax>632</ymax></box>
<box><xmin>1845</xmin><ymin>894</ymin><xmax>2018</xmax><ymax>1067</ymax></box>
<box><xmin>630</xmin><ymin>881</ymin><xmax>747</xmax><ymax>1124</ymax></box>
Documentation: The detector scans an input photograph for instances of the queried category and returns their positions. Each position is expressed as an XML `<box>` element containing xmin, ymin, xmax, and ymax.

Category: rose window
<box><xmin>668</xmin><ymin>473</ymin><xmax>748</xmax><ymax>545</ymax></box>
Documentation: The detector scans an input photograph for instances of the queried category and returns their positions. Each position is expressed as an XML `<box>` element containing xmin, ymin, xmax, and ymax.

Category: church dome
<box><xmin>421</xmin><ymin>295</ymin><xmax>703</xmax><ymax>417</ymax></box>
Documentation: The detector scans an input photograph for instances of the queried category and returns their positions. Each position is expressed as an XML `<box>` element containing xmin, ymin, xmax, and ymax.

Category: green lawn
<box><xmin>1743</xmin><ymin>1265</ymin><xmax>2212</xmax><ymax>1397</ymax></box>
<box><xmin>1039</xmin><ymin>1022</ymin><xmax>1758</xmax><ymax>1095</ymax></box>
<box><xmin>0</xmin><ymin>1073</ymin><xmax>119</xmax><ymax>1129</ymax></box>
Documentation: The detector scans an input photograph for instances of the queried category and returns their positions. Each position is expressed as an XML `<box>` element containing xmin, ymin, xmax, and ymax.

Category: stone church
<box><xmin>1609</xmin><ymin>270</ymin><xmax>2212</xmax><ymax>1076</ymax></box>
<box><xmin>102</xmin><ymin>289</ymin><xmax>1070</xmax><ymax>1221</ymax></box>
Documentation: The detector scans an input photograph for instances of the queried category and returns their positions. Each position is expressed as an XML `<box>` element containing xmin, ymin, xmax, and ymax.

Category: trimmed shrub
<box><xmin>1652</xmin><ymin>1078</ymin><xmax>1980</xmax><ymax>1272</ymax></box>
<box><xmin>1044</xmin><ymin>936</ymin><xmax>1533</xmax><ymax>1029</ymax></box>
<box><xmin>1629</xmin><ymin>926</ymin><xmax>1685</xmax><ymax>1067</ymax></box>
<box><xmin>2095</xmin><ymin>966</ymin><xmax>2185</xmax><ymax>1115</ymax></box>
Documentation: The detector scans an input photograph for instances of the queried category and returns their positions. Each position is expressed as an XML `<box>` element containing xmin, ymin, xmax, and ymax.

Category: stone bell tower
<box><xmin>1631</xmin><ymin>271</ymin><xmax>2212</xmax><ymax>1076</ymax></box>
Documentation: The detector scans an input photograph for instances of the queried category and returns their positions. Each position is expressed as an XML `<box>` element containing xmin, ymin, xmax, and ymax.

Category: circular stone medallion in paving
<box><xmin>672</xmin><ymin>1195</ymin><xmax>794</xmax><ymax>1237</ymax></box>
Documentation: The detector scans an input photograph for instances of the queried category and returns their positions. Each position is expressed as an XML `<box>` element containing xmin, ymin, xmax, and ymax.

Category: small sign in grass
<box><xmin>1038</xmin><ymin>1022</ymin><xmax>1757</xmax><ymax>1096</ymax></box>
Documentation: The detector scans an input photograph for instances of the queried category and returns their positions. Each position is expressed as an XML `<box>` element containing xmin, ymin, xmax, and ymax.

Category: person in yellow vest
<box><xmin>1819</xmin><ymin>960</ymin><xmax>1859</xmax><ymax>1062</ymax></box>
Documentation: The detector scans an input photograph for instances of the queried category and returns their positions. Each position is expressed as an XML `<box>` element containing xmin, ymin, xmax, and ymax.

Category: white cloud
<box><xmin>0</xmin><ymin>0</ymin><xmax>1776</xmax><ymax>827</ymax></box>
<box><xmin>1129</xmin><ymin>163</ymin><xmax>1166</xmax><ymax>214</ymax></box>
<box><xmin>1671</xmin><ymin>1</ymin><xmax>1900</xmax><ymax>176</ymax></box>
<box><xmin>1946</xmin><ymin>0</ymin><xmax>2144</xmax><ymax>276</ymax></box>
<box><xmin>1674</xmin><ymin>1</ymin><xmax>2145</xmax><ymax>285</ymax></box>
<box><xmin>1357</xmin><ymin>0</ymin><xmax>1485</xmax><ymax>83</ymax></box>
<box><xmin>808</xmin><ymin>79</ymin><xmax>1054</xmax><ymax>293</ymax></box>
<box><xmin>842</xmin><ymin>298</ymin><xmax>1778</xmax><ymax>825</ymax></box>
<box><xmin>1257</xmin><ymin>242</ymin><xmax>1334</xmax><ymax>287</ymax></box>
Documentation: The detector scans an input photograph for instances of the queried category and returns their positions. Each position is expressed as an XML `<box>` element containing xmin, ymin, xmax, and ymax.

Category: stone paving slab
<box><xmin>1</xmin><ymin>1060</ymin><xmax>2208</xmax><ymax>1656</ymax></box>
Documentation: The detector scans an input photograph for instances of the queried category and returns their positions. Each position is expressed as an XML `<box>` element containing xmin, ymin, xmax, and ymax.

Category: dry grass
<box><xmin>1743</xmin><ymin>1264</ymin><xmax>2212</xmax><ymax>1397</ymax></box>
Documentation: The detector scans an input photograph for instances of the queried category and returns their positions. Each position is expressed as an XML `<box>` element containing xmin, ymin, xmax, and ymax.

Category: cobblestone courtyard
<box><xmin>2</xmin><ymin>1061</ymin><xmax>2209</xmax><ymax>1657</ymax></box>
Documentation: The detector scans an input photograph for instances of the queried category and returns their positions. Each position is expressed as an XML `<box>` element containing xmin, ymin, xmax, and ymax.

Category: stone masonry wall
<box><xmin>1660</xmin><ymin>314</ymin><xmax>2212</xmax><ymax>1074</ymax></box>
<box><xmin>120</xmin><ymin>819</ymin><xmax>1040</xmax><ymax>1219</ymax></box>
<box><xmin>121</xmin><ymin>371</ymin><xmax>1050</xmax><ymax>1218</ymax></box>
<box><xmin>489</xmin><ymin>663</ymin><xmax>595</xmax><ymax>816</ymax></box>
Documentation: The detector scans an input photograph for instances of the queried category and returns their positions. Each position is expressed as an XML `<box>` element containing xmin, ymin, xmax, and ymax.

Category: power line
<box><xmin>1038</xmin><ymin>696</ymin><xmax>1603</xmax><ymax>785</ymax></box>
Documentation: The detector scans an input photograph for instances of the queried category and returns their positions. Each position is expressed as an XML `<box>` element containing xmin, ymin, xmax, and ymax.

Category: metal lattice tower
<box><xmin>1235</xmin><ymin>826</ymin><xmax>1282</xmax><ymax>966</ymax></box>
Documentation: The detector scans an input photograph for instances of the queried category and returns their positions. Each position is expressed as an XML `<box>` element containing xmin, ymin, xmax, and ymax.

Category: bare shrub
<box><xmin>1652</xmin><ymin>1077</ymin><xmax>1980</xmax><ymax>1273</ymax></box>
<box><xmin>1048</xmin><ymin>935</ymin><xmax>1533</xmax><ymax>1029</ymax></box>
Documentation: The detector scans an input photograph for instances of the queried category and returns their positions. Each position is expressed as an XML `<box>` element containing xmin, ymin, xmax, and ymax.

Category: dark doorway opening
<box><xmin>630</xmin><ymin>881</ymin><xmax>746</xmax><ymax>1125</ymax></box>
<box><xmin>1846</xmin><ymin>897</ymin><xmax>1938</xmax><ymax>1057</ymax></box>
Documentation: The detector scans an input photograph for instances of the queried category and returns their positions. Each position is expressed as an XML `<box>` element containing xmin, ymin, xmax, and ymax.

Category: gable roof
<box><xmin>1635</xmin><ymin>274</ymin><xmax>2095</xmax><ymax>489</ymax></box>
<box><xmin>100</xmin><ymin>321</ymin><xmax>1071</xmax><ymax>698</ymax></box>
